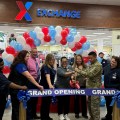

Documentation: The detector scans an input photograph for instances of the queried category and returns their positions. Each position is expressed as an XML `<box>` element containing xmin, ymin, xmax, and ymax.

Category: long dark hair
<box><xmin>10</xmin><ymin>50</ymin><xmax>29</xmax><ymax>70</ymax></box>
<box><xmin>112</xmin><ymin>56</ymin><xmax>120</xmax><ymax>68</ymax></box>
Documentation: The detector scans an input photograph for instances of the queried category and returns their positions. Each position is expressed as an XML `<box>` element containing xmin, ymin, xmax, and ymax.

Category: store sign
<box><xmin>15</xmin><ymin>1</ymin><xmax>33</xmax><ymax>21</ymax></box>
<box><xmin>37</xmin><ymin>9</ymin><xmax>80</xmax><ymax>19</ymax></box>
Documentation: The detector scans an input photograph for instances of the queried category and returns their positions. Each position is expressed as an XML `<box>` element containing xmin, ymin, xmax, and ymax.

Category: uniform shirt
<box><xmin>0</xmin><ymin>70</ymin><xmax>11</xmax><ymax>95</ymax></box>
<box><xmin>40</xmin><ymin>65</ymin><xmax>56</xmax><ymax>88</ymax></box>
<box><xmin>104</xmin><ymin>65</ymin><xmax>120</xmax><ymax>89</ymax></box>
<box><xmin>15</xmin><ymin>63</ymin><xmax>28</xmax><ymax>74</ymax></box>
<box><xmin>77</xmin><ymin>60</ymin><xmax>102</xmax><ymax>88</ymax></box>
<box><xmin>101</xmin><ymin>59</ymin><xmax>108</xmax><ymax>74</ymax></box>
<box><xmin>55</xmin><ymin>65</ymin><xmax>72</xmax><ymax>88</ymax></box>
<box><xmin>27</xmin><ymin>57</ymin><xmax>40</xmax><ymax>80</ymax></box>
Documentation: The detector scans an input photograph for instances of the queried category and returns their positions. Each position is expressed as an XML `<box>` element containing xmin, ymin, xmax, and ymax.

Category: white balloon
<box><xmin>23</xmin><ymin>44</ymin><xmax>31</xmax><ymax>51</ymax></box>
<box><xmin>34</xmin><ymin>27</ymin><xmax>42</xmax><ymax>33</ymax></box>
<box><xmin>37</xmin><ymin>32</ymin><xmax>44</xmax><ymax>40</ymax></box>
<box><xmin>68</xmin><ymin>42</ymin><xmax>75</xmax><ymax>49</ymax></box>
<box><xmin>6</xmin><ymin>54</ymin><xmax>14</xmax><ymax>63</ymax></box>
<box><xmin>2</xmin><ymin>51</ymin><xmax>8</xmax><ymax>59</ymax></box>
<box><xmin>55</xmin><ymin>26</ymin><xmax>62</xmax><ymax>33</ymax></box>
<box><xmin>16</xmin><ymin>36</ymin><xmax>26</xmax><ymax>45</ymax></box>
<box><xmin>74</xmin><ymin>34</ymin><xmax>81</xmax><ymax>42</ymax></box>
<box><xmin>55</xmin><ymin>34</ymin><xmax>62</xmax><ymax>42</ymax></box>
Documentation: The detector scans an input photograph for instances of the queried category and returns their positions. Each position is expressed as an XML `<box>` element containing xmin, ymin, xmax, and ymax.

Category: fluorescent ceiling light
<box><xmin>102</xmin><ymin>38</ymin><xmax>110</xmax><ymax>39</ymax></box>
<box><xmin>43</xmin><ymin>45</ymin><xmax>49</xmax><ymax>46</ymax></box>
<box><xmin>16</xmin><ymin>32</ymin><xmax>25</xmax><ymax>34</ymax></box>
<box><xmin>107</xmin><ymin>36</ymin><xmax>112</xmax><ymax>37</ymax></box>
<box><xmin>93</xmin><ymin>33</ymin><xmax>105</xmax><ymax>35</ymax></box>
<box><xmin>86</xmin><ymin>35</ymin><xmax>96</xmax><ymax>37</ymax></box>
<box><xmin>14</xmin><ymin>29</ymin><xmax>28</xmax><ymax>31</ymax></box>
<box><xmin>0</xmin><ymin>31</ymin><xmax>4</xmax><ymax>33</ymax></box>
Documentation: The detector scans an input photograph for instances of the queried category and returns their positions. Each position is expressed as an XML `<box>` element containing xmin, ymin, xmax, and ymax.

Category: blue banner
<box><xmin>28</xmin><ymin>88</ymin><xmax>117</xmax><ymax>97</ymax></box>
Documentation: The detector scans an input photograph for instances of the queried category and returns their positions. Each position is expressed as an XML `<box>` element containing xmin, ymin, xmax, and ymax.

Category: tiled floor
<box><xmin>3</xmin><ymin>106</ymin><xmax>106</xmax><ymax>120</ymax></box>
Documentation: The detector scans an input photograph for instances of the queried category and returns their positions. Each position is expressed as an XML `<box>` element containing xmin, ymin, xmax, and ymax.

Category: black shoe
<box><xmin>47</xmin><ymin>117</ymin><xmax>53</xmax><ymax>120</ymax></box>
<box><xmin>82</xmin><ymin>115</ymin><xmax>88</xmax><ymax>119</ymax></box>
<box><xmin>33</xmin><ymin>115</ymin><xmax>41</xmax><ymax>119</ymax></box>
<box><xmin>75</xmin><ymin>114</ymin><xmax>80</xmax><ymax>118</ymax></box>
<box><xmin>101</xmin><ymin>116</ymin><xmax>112</xmax><ymax>120</ymax></box>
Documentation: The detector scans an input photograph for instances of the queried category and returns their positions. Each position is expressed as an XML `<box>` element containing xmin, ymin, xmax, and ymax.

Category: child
<box><xmin>0</xmin><ymin>58</ymin><xmax>27</xmax><ymax>119</ymax></box>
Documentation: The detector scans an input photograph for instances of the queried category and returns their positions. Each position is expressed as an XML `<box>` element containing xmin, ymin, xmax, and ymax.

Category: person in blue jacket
<box><xmin>0</xmin><ymin>58</ymin><xmax>27</xmax><ymax>120</ymax></box>
<box><xmin>101</xmin><ymin>56</ymin><xmax>120</xmax><ymax>120</ymax></box>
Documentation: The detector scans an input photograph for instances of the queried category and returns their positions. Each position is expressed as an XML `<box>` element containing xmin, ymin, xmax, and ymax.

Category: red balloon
<box><xmin>63</xmin><ymin>28</ymin><xmax>69</xmax><ymax>34</ymax></box>
<box><xmin>23</xmin><ymin>32</ymin><xmax>30</xmax><ymax>39</ymax></box>
<box><xmin>42</xmin><ymin>27</ymin><xmax>49</xmax><ymax>35</ymax></box>
<box><xmin>61</xmin><ymin>30</ymin><xmax>68</xmax><ymax>38</ymax></box>
<box><xmin>75</xmin><ymin>42</ymin><xmax>82</xmax><ymax>49</ymax></box>
<box><xmin>2</xmin><ymin>66</ymin><xmax>10</xmax><ymax>74</ymax></box>
<box><xmin>80</xmin><ymin>36</ymin><xmax>87</xmax><ymax>44</ymax></box>
<box><xmin>13</xmin><ymin>51</ymin><xmax>18</xmax><ymax>57</ymax></box>
<box><xmin>83</xmin><ymin>57</ymin><xmax>89</xmax><ymax>63</ymax></box>
<box><xmin>71</xmin><ymin>47</ymin><xmax>77</xmax><ymax>52</ymax></box>
<box><xmin>44</xmin><ymin>35</ymin><xmax>51</xmax><ymax>42</ymax></box>
<box><xmin>26</xmin><ymin>37</ymin><xmax>34</xmax><ymax>46</ymax></box>
<box><xmin>60</xmin><ymin>39</ymin><xmax>67</xmax><ymax>45</ymax></box>
<box><xmin>6</xmin><ymin>46</ymin><xmax>16</xmax><ymax>55</ymax></box>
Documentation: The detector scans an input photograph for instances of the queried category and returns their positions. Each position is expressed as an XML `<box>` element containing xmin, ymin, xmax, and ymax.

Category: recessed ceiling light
<box><xmin>16</xmin><ymin>32</ymin><xmax>25</xmax><ymax>34</ymax></box>
<box><xmin>93</xmin><ymin>33</ymin><xmax>105</xmax><ymax>35</ymax></box>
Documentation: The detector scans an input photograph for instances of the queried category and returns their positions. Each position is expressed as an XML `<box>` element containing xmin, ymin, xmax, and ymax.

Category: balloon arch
<box><xmin>2</xmin><ymin>26</ymin><xmax>96</xmax><ymax>74</ymax></box>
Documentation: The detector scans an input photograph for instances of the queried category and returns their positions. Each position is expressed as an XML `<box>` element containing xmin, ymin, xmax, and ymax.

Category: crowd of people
<box><xmin>0</xmin><ymin>47</ymin><xmax>120</xmax><ymax>120</ymax></box>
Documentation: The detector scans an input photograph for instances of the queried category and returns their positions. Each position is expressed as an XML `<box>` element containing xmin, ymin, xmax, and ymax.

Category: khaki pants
<box><xmin>112</xmin><ymin>102</ymin><xmax>120</xmax><ymax>120</ymax></box>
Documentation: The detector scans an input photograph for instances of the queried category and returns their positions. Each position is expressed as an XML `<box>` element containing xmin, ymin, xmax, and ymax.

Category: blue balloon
<box><xmin>75</xmin><ymin>49</ymin><xmax>83</xmax><ymax>55</ymax></box>
<box><xmin>97</xmin><ymin>57</ymin><xmax>102</xmax><ymax>63</ymax></box>
<box><xmin>10</xmin><ymin>41</ymin><xmax>17</xmax><ymax>48</ymax></box>
<box><xmin>82</xmin><ymin>41</ymin><xmax>90</xmax><ymax>50</ymax></box>
<box><xmin>70</xmin><ymin>28</ymin><xmax>77</xmax><ymax>36</ymax></box>
<box><xmin>3</xmin><ymin>59</ymin><xmax>11</xmax><ymax>67</ymax></box>
<box><xmin>29</xmin><ymin>31</ymin><xmax>37</xmax><ymax>40</ymax></box>
<box><xmin>49</xmin><ymin>26</ymin><xmax>55</xmax><ymax>30</ymax></box>
<box><xmin>100</xmin><ymin>97</ymin><xmax>106</xmax><ymax>107</ymax></box>
<box><xmin>67</xmin><ymin>34</ymin><xmax>74</xmax><ymax>42</ymax></box>
<box><xmin>49</xmin><ymin>29</ymin><xmax>56</xmax><ymax>38</ymax></box>
<box><xmin>14</xmin><ymin>43</ymin><xmax>23</xmax><ymax>51</ymax></box>
<box><xmin>50</xmin><ymin>40</ymin><xmax>56</xmax><ymax>45</ymax></box>
<box><xmin>34</xmin><ymin>39</ymin><xmax>41</xmax><ymax>46</ymax></box>
<box><xmin>6</xmin><ymin>99</ymin><xmax>11</xmax><ymax>108</ymax></box>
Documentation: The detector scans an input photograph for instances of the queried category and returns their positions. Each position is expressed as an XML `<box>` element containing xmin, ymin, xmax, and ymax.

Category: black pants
<box><xmin>27</xmin><ymin>84</ymin><xmax>38</xmax><ymax>120</ymax></box>
<box><xmin>57</xmin><ymin>96</ymin><xmax>70</xmax><ymax>115</ymax></box>
<box><xmin>0</xmin><ymin>95</ymin><xmax>6</xmax><ymax>120</ymax></box>
<box><xmin>27</xmin><ymin>97</ymin><xmax>38</xmax><ymax>120</ymax></box>
<box><xmin>11</xmin><ymin>93</ymin><xmax>19</xmax><ymax>120</ymax></box>
<box><xmin>105</xmin><ymin>96</ymin><xmax>113</xmax><ymax>118</ymax></box>
<box><xmin>74</xmin><ymin>95</ymin><xmax>87</xmax><ymax>116</ymax></box>
<box><xmin>40</xmin><ymin>96</ymin><xmax>52</xmax><ymax>119</ymax></box>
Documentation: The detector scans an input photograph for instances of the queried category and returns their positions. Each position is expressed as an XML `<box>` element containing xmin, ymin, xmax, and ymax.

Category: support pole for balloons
<box><xmin>19</xmin><ymin>102</ymin><xmax>26</xmax><ymax>120</ymax></box>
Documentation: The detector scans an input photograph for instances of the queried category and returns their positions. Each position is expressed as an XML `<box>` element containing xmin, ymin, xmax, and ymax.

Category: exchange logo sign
<box><xmin>15</xmin><ymin>1</ymin><xmax>80</xmax><ymax>21</ymax></box>
<box><xmin>15</xmin><ymin>1</ymin><xmax>33</xmax><ymax>21</ymax></box>
<box><xmin>37</xmin><ymin>9</ymin><xmax>80</xmax><ymax>19</ymax></box>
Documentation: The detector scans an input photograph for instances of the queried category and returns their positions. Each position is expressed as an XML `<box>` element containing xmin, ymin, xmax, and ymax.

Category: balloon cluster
<box><xmin>1</xmin><ymin>26</ymin><xmax>96</xmax><ymax>75</ymax></box>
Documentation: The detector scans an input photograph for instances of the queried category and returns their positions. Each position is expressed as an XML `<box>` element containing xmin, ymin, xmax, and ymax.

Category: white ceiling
<box><xmin>41</xmin><ymin>0</ymin><xmax>120</xmax><ymax>6</ymax></box>
<box><xmin>0</xmin><ymin>25</ymin><xmax>112</xmax><ymax>47</ymax></box>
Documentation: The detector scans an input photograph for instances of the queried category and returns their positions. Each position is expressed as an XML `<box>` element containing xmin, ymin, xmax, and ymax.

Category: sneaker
<box><xmin>59</xmin><ymin>114</ymin><xmax>65</xmax><ymax>120</ymax></box>
<box><xmin>64</xmin><ymin>114</ymin><xmax>70</xmax><ymax>120</ymax></box>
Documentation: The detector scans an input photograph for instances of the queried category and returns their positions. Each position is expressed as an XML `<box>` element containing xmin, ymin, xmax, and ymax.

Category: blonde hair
<box><xmin>45</xmin><ymin>54</ymin><xmax>54</xmax><ymax>68</ymax></box>
<box><xmin>73</xmin><ymin>54</ymin><xmax>86</xmax><ymax>68</ymax></box>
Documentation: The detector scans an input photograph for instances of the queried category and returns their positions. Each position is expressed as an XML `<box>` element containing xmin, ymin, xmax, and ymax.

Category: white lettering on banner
<box><xmin>54</xmin><ymin>89</ymin><xmax>85</xmax><ymax>95</ymax></box>
<box><xmin>92</xmin><ymin>90</ymin><xmax>116</xmax><ymax>95</ymax></box>
<box><xmin>28</xmin><ymin>90</ymin><xmax>52</xmax><ymax>96</ymax></box>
